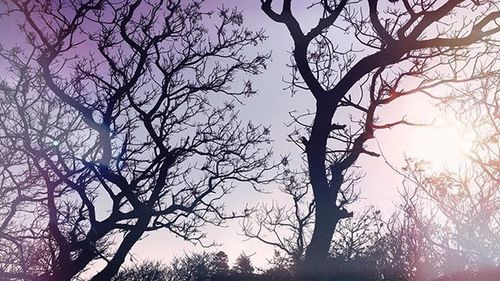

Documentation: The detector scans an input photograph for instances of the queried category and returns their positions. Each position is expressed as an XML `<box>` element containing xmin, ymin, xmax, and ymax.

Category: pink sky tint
<box><xmin>0</xmin><ymin>0</ymin><xmax>464</xmax><ymax>275</ymax></box>
<box><xmin>126</xmin><ymin>0</ymin><xmax>457</xmax><ymax>271</ymax></box>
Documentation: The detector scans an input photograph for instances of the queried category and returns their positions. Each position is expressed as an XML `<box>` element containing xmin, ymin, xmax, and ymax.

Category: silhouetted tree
<box><xmin>368</xmin><ymin>187</ymin><xmax>441</xmax><ymax>281</ymax></box>
<box><xmin>264</xmin><ymin>251</ymin><xmax>294</xmax><ymax>281</ymax></box>
<box><xmin>242</xmin><ymin>162</ymin><xmax>362</xmax><ymax>276</ymax></box>
<box><xmin>259</xmin><ymin>0</ymin><xmax>500</xmax><ymax>277</ymax></box>
<box><xmin>327</xmin><ymin>207</ymin><xmax>383</xmax><ymax>279</ymax></box>
<box><xmin>242</xmin><ymin>171</ymin><xmax>315</xmax><ymax>266</ymax></box>
<box><xmin>213</xmin><ymin>251</ymin><xmax>230</xmax><ymax>274</ymax></box>
<box><xmin>165</xmin><ymin>252</ymin><xmax>221</xmax><ymax>281</ymax></box>
<box><xmin>0</xmin><ymin>0</ymin><xmax>276</xmax><ymax>280</ymax></box>
<box><xmin>112</xmin><ymin>261</ymin><xmax>169</xmax><ymax>281</ymax></box>
<box><xmin>233</xmin><ymin>253</ymin><xmax>255</xmax><ymax>275</ymax></box>
<box><xmin>402</xmin><ymin>75</ymin><xmax>500</xmax><ymax>280</ymax></box>
<box><xmin>114</xmin><ymin>251</ymin><xmax>291</xmax><ymax>281</ymax></box>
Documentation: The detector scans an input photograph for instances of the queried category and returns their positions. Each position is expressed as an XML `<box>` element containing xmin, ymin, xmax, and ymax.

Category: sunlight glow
<box><xmin>407</xmin><ymin>122</ymin><xmax>472</xmax><ymax>170</ymax></box>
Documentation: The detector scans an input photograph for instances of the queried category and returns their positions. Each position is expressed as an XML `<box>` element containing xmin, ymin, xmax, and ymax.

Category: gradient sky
<box><xmin>0</xmin><ymin>0</ymin><xmax>467</xmax><ymax>274</ymax></box>
<box><xmin>125</xmin><ymin>0</ymin><xmax>461</xmax><ymax>270</ymax></box>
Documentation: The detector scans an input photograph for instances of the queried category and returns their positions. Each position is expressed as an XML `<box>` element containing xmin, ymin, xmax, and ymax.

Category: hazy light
<box><xmin>407</xmin><ymin>122</ymin><xmax>471</xmax><ymax>170</ymax></box>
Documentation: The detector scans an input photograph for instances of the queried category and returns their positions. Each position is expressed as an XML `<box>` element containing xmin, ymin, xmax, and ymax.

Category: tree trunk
<box><xmin>298</xmin><ymin>102</ymin><xmax>341</xmax><ymax>280</ymax></box>
<box><xmin>301</xmin><ymin>203</ymin><xmax>341</xmax><ymax>279</ymax></box>
<box><xmin>90</xmin><ymin>216</ymin><xmax>150</xmax><ymax>281</ymax></box>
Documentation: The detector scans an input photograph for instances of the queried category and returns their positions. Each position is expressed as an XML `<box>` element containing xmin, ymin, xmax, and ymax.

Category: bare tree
<box><xmin>368</xmin><ymin>187</ymin><xmax>442</xmax><ymax>281</ymax></box>
<box><xmin>0</xmin><ymin>53</ymin><xmax>89</xmax><ymax>280</ymax></box>
<box><xmin>0</xmin><ymin>0</ymin><xmax>277</xmax><ymax>280</ymax></box>
<box><xmin>403</xmin><ymin>75</ymin><xmax>500</xmax><ymax>279</ymax></box>
<box><xmin>242</xmin><ymin>170</ymin><xmax>315</xmax><ymax>266</ymax></box>
<box><xmin>241</xmin><ymin>165</ymin><xmax>361</xmax><ymax>267</ymax></box>
<box><xmin>329</xmin><ymin>207</ymin><xmax>382</xmax><ymax>263</ymax></box>
<box><xmin>259</xmin><ymin>0</ymin><xmax>500</xmax><ymax>276</ymax></box>
<box><xmin>370</xmin><ymin>74</ymin><xmax>500</xmax><ymax>281</ymax></box>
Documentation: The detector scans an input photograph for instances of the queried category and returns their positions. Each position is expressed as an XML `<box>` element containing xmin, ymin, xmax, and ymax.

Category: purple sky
<box><xmin>124</xmin><ymin>0</ymin><xmax>456</xmax><ymax>270</ymax></box>
<box><xmin>0</xmin><ymin>0</ymin><xmax>464</xmax><ymax>274</ymax></box>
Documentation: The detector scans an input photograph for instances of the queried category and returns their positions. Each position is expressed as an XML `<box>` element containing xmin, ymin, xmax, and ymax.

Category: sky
<box><xmin>0</xmin><ymin>0</ymin><xmax>472</xmax><ymax>274</ymax></box>
<box><xmin>124</xmin><ymin>0</ymin><xmax>468</xmax><ymax>270</ymax></box>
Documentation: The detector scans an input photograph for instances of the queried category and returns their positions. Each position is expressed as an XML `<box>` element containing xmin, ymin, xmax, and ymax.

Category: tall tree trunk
<box><xmin>301</xmin><ymin>203</ymin><xmax>341</xmax><ymax>278</ymax></box>
<box><xmin>298</xmin><ymin>103</ymin><xmax>341</xmax><ymax>279</ymax></box>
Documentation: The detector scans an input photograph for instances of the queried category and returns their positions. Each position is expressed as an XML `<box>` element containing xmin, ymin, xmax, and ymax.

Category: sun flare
<box><xmin>408</xmin><ymin>123</ymin><xmax>472</xmax><ymax>170</ymax></box>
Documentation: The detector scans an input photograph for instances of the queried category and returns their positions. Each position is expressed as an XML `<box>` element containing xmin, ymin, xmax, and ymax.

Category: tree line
<box><xmin>0</xmin><ymin>0</ymin><xmax>498</xmax><ymax>280</ymax></box>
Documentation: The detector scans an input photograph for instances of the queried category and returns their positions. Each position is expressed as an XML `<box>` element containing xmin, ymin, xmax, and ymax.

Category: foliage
<box><xmin>112</xmin><ymin>261</ymin><xmax>169</xmax><ymax>281</ymax></box>
<box><xmin>233</xmin><ymin>253</ymin><xmax>255</xmax><ymax>274</ymax></box>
